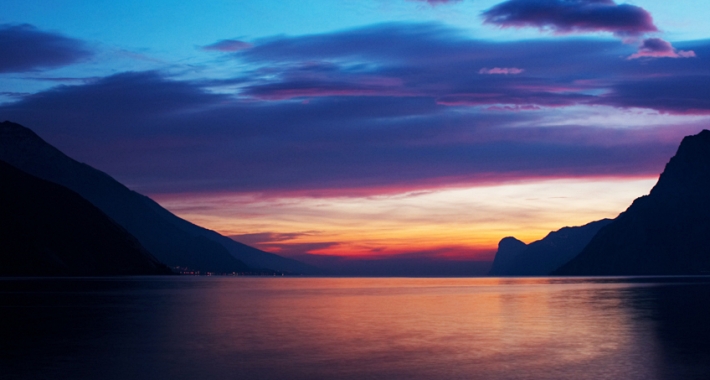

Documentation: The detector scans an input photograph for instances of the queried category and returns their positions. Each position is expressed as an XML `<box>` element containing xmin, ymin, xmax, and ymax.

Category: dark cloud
<box><xmin>234</xmin><ymin>24</ymin><xmax>631</xmax><ymax>107</ymax></box>
<box><xmin>0</xmin><ymin>24</ymin><xmax>92</xmax><ymax>73</ymax></box>
<box><xmin>1</xmin><ymin>24</ymin><xmax>708</xmax><ymax>196</ymax></box>
<box><xmin>233</xmin><ymin>24</ymin><xmax>709</xmax><ymax>113</ymax></box>
<box><xmin>481</xmin><ymin>0</ymin><xmax>695</xmax><ymax>59</ymax></box>
<box><xmin>202</xmin><ymin>39</ymin><xmax>253</xmax><ymax>52</ymax></box>
<box><xmin>0</xmin><ymin>71</ymin><xmax>226</xmax><ymax>137</ymax></box>
<box><xmin>242</xmin><ymin>78</ymin><xmax>412</xmax><ymax>100</ymax></box>
<box><xmin>0</xmin><ymin>71</ymin><xmax>682</xmax><ymax>195</ymax></box>
<box><xmin>482</xmin><ymin>0</ymin><xmax>657</xmax><ymax>37</ymax></box>
<box><xmin>628</xmin><ymin>38</ymin><xmax>696</xmax><ymax>60</ymax></box>
<box><xmin>598</xmin><ymin>76</ymin><xmax>710</xmax><ymax>114</ymax></box>
<box><xmin>235</xmin><ymin>24</ymin><xmax>710</xmax><ymax>112</ymax></box>
<box><xmin>240</xmin><ymin>23</ymin><xmax>467</xmax><ymax>64</ymax></box>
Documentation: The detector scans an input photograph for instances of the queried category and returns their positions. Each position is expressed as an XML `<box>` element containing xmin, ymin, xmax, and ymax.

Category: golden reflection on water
<box><xmin>181</xmin><ymin>277</ymin><xmax>659</xmax><ymax>380</ymax></box>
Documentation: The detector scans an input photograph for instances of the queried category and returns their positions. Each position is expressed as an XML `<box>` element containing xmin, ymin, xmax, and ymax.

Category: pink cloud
<box><xmin>479</xmin><ymin>67</ymin><xmax>524</xmax><ymax>75</ymax></box>
<box><xmin>628</xmin><ymin>38</ymin><xmax>696</xmax><ymax>60</ymax></box>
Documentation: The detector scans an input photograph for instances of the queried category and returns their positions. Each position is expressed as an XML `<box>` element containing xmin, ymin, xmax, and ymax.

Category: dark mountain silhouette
<box><xmin>488</xmin><ymin>237</ymin><xmax>527</xmax><ymax>275</ymax></box>
<box><xmin>556</xmin><ymin>130</ymin><xmax>710</xmax><ymax>275</ymax></box>
<box><xmin>488</xmin><ymin>219</ymin><xmax>612</xmax><ymax>276</ymax></box>
<box><xmin>0</xmin><ymin>121</ymin><xmax>319</xmax><ymax>274</ymax></box>
<box><xmin>0</xmin><ymin>159</ymin><xmax>171</xmax><ymax>276</ymax></box>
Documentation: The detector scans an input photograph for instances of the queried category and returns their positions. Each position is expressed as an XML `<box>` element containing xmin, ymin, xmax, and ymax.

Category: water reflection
<box><xmin>1</xmin><ymin>277</ymin><xmax>709</xmax><ymax>379</ymax></box>
<box><xmin>627</xmin><ymin>280</ymin><xmax>710</xmax><ymax>379</ymax></box>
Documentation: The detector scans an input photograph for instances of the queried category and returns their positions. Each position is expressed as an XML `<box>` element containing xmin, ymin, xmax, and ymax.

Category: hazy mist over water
<box><xmin>2</xmin><ymin>277</ymin><xmax>710</xmax><ymax>380</ymax></box>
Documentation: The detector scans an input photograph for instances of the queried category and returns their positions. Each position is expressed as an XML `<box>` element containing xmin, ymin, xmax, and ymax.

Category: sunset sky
<box><xmin>2</xmin><ymin>0</ymin><xmax>709</xmax><ymax>267</ymax></box>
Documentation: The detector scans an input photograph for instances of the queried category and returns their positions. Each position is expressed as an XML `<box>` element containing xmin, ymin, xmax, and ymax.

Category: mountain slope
<box><xmin>556</xmin><ymin>130</ymin><xmax>710</xmax><ymax>276</ymax></box>
<box><xmin>0</xmin><ymin>159</ymin><xmax>171</xmax><ymax>276</ymax></box>
<box><xmin>488</xmin><ymin>219</ymin><xmax>612</xmax><ymax>276</ymax></box>
<box><xmin>0</xmin><ymin>121</ymin><xmax>317</xmax><ymax>274</ymax></box>
<box><xmin>136</xmin><ymin>193</ymin><xmax>322</xmax><ymax>273</ymax></box>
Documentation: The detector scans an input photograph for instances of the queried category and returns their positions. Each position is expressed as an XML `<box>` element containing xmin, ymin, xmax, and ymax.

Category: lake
<box><xmin>2</xmin><ymin>277</ymin><xmax>710</xmax><ymax>380</ymax></box>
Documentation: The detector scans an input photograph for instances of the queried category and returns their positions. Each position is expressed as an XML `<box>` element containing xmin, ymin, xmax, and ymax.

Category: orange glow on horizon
<box><xmin>153</xmin><ymin>177</ymin><xmax>657</xmax><ymax>261</ymax></box>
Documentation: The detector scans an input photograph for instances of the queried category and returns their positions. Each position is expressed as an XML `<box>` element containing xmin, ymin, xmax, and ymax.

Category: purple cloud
<box><xmin>0</xmin><ymin>24</ymin><xmax>92</xmax><ymax>73</ymax></box>
<box><xmin>597</xmin><ymin>75</ymin><xmax>710</xmax><ymax>114</ymax></box>
<box><xmin>1</xmin><ymin>24</ymin><xmax>708</xmax><ymax>196</ymax></box>
<box><xmin>236</xmin><ymin>23</ymin><xmax>708</xmax><ymax>114</ymax></box>
<box><xmin>482</xmin><ymin>0</ymin><xmax>657</xmax><ymax>37</ymax></box>
<box><xmin>233</xmin><ymin>24</ymin><xmax>631</xmax><ymax>108</ymax></box>
<box><xmin>202</xmin><ymin>39</ymin><xmax>253</xmax><ymax>52</ymax></box>
<box><xmin>628</xmin><ymin>38</ymin><xmax>696</xmax><ymax>60</ymax></box>
<box><xmin>0</xmin><ymin>70</ymin><xmax>687</xmax><ymax>196</ymax></box>
<box><xmin>481</xmin><ymin>1</ymin><xmax>694</xmax><ymax>60</ymax></box>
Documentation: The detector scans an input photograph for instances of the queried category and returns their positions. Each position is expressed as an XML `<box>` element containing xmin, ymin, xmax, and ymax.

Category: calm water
<box><xmin>2</xmin><ymin>277</ymin><xmax>710</xmax><ymax>380</ymax></box>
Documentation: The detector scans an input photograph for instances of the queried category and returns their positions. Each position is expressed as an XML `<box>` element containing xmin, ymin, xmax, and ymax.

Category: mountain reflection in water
<box><xmin>1</xmin><ymin>277</ymin><xmax>709</xmax><ymax>380</ymax></box>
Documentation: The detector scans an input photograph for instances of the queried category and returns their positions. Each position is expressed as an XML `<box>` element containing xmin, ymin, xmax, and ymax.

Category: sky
<box><xmin>2</xmin><ymin>0</ymin><xmax>710</xmax><ymax>270</ymax></box>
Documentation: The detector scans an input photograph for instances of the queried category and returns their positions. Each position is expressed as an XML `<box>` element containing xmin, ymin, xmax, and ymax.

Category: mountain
<box><xmin>556</xmin><ymin>130</ymin><xmax>710</xmax><ymax>276</ymax></box>
<box><xmin>488</xmin><ymin>237</ymin><xmax>527</xmax><ymax>275</ymax></box>
<box><xmin>0</xmin><ymin>121</ymin><xmax>318</xmax><ymax>274</ymax></box>
<box><xmin>488</xmin><ymin>219</ymin><xmax>612</xmax><ymax>276</ymax></box>
<box><xmin>0</xmin><ymin>159</ymin><xmax>171</xmax><ymax>276</ymax></box>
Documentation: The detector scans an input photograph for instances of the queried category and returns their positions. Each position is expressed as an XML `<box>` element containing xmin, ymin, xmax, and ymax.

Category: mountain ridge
<box><xmin>488</xmin><ymin>219</ymin><xmax>612</xmax><ymax>276</ymax></box>
<box><xmin>488</xmin><ymin>237</ymin><xmax>527</xmax><ymax>276</ymax></box>
<box><xmin>0</xmin><ymin>121</ymin><xmax>319</xmax><ymax>274</ymax></box>
<box><xmin>556</xmin><ymin>129</ymin><xmax>710</xmax><ymax>275</ymax></box>
<box><xmin>0</xmin><ymin>159</ymin><xmax>172</xmax><ymax>276</ymax></box>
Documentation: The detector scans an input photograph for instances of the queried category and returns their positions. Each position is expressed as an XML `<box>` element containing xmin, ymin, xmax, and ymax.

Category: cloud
<box><xmin>230</xmin><ymin>232</ymin><xmax>312</xmax><ymax>244</ymax></box>
<box><xmin>0</xmin><ymin>71</ymin><xmax>226</xmax><ymax>133</ymax></box>
<box><xmin>202</xmin><ymin>39</ymin><xmax>253</xmax><ymax>52</ymax></box>
<box><xmin>597</xmin><ymin>76</ymin><xmax>710</xmax><ymax>114</ymax></box>
<box><xmin>235</xmin><ymin>23</ymin><xmax>631</xmax><ymax>107</ymax></box>
<box><xmin>229</xmin><ymin>232</ymin><xmax>340</xmax><ymax>255</ymax></box>
<box><xmin>481</xmin><ymin>1</ymin><xmax>695</xmax><ymax>60</ymax></box>
<box><xmin>482</xmin><ymin>0</ymin><xmax>657</xmax><ymax>37</ymax></box>
<box><xmin>1</xmin><ymin>24</ymin><xmax>708</xmax><ymax>196</ymax></box>
<box><xmin>258</xmin><ymin>242</ymin><xmax>341</xmax><ymax>256</ymax></box>
<box><xmin>628</xmin><ymin>38</ymin><xmax>696</xmax><ymax>60</ymax></box>
<box><xmin>242</xmin><ymin>78</ymin><xmax>411</xmax><ymax>100</ymax></box>
<box><xmin>0</xmin><ymin>70</ymin><xmax>685</xmax><ymax>195</ymax></box>
<box><xmin>0</xmin><ymin>24</ymin><xmax>92</xmax><ymax>73</ymax></box>
<box><xmin>479</xmin><ymin>67</ymin><xmax>524</xmax><ymax>74</ymax></box>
